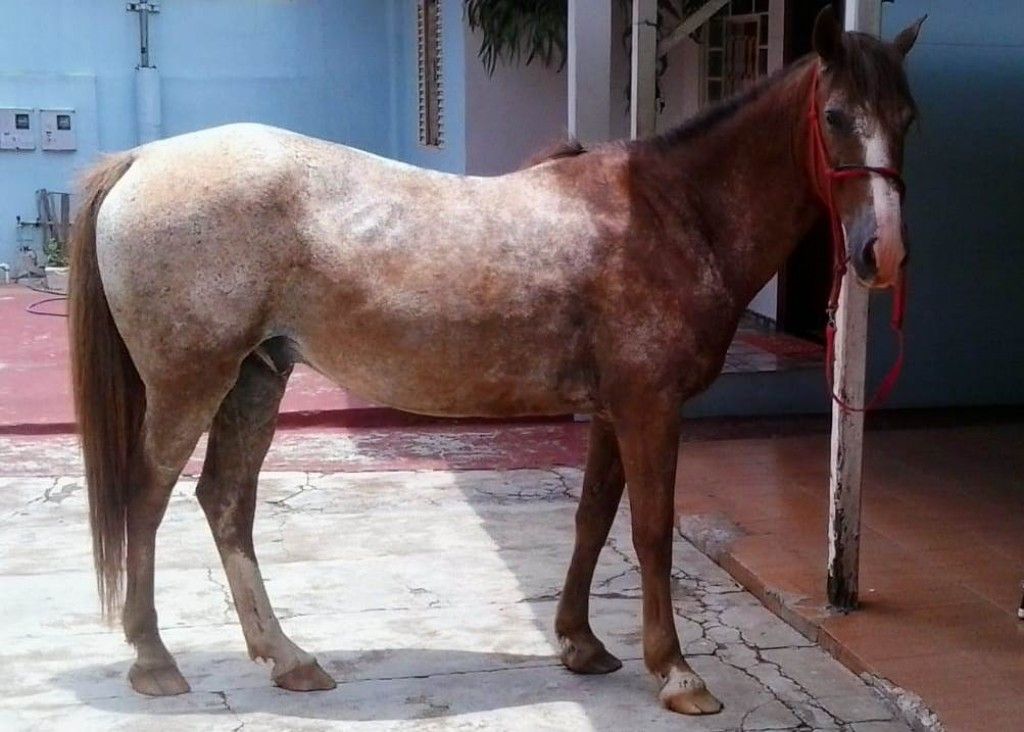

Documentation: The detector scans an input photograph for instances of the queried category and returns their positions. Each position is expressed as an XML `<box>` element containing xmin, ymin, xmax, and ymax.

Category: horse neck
<box><xmin>646</xmin><ymin>62</ymin><xmax>821</xmax><ymax>307</ymax></box>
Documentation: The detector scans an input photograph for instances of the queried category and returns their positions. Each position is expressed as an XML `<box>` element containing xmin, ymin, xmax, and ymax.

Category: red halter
<box><xmin>806</xmin><ymin>63</ymin><xmax>907</xmax><ymax>412</ymax></box>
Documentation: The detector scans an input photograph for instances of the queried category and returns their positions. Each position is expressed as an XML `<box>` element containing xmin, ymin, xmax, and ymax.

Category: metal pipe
<box><xmin>126</xmin><ymin>2</ymin><xmax>160</xmax><ymax>69</ymax></box>
<box><xmin>139</xmin><ymin>9</ymin><xmax>150</xmax><ymax>67</ymax></box>
<box><xmin>127</xmin><ymin>3</ymin><xmax>162</xmax><ymax>143</ymax></box>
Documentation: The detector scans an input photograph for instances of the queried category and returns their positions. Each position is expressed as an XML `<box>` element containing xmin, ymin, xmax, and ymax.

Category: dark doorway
<box><xmin>776</xmin><ymin>0</ymin><xmax>833</xmax><ymax>342</ymax></box>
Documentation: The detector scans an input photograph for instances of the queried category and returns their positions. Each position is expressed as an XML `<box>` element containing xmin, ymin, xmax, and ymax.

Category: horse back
<box><xmin>94</xmin><ymin>124</ymin><xmax>636</xmax><ymax>416</ymax></box>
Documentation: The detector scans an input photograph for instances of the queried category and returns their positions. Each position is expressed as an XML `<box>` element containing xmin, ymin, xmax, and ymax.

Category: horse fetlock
<box><xmin>122</xmin><ymin>606</ymin><xmax>160</xmax><ymax>643</ymax></box>
<box><xmin>246</xmin><ymin>633</ymin><xmax>301</xmax><ymax>666</ymax></box>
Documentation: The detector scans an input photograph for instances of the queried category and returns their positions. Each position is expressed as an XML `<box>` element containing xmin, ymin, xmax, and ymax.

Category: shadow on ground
<box><xmin>52</xmin><ymin>648</ymin><xmax>649</xmax><ymax>724</ymax></box>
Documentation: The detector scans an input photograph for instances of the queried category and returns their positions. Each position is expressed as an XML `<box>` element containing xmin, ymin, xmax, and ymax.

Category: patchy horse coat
<box><xmin>69</xmin><ymin>6</ymin><xmax>921</xmax><ymax>715</ymax></box>
<box><xmin>97</xmin><ymin>125</ymin><xmax>727</xmax><ymax>418</ymax></box>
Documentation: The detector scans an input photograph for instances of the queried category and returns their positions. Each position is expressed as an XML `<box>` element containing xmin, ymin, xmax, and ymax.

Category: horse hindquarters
<box><xmin>72</xmin><ymin>153</ymin><xmax>250</xmax><ymax>695</ymax></box>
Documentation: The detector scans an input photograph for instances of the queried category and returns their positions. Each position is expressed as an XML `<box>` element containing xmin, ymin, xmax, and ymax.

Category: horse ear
<box><xmin>813</xmin><ymin>5</ymin><xmax>845</xmax><ymax>65</ymax></box>
<box><xmin>893</xmin><ymin>15</ymin><xmax>927</xmax><ymax>58</ymax></box>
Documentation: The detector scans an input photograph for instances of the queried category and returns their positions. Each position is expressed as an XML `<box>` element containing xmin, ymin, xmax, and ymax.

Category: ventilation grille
<box><xmin>417</xmin><ymin>0</ymin><xmax>444</xmax><ymax>147</ymax></box>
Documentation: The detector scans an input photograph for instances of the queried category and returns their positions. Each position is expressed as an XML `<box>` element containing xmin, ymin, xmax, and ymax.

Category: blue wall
<box><xmin>871</xmin><ymin>0</ymin><xmax>1024</xmax><ymax>407</ymax></box>
<box><xmin>0</xmin><ymin>0</ymin><xmax>402</xmax><ymax>266</ymax></box>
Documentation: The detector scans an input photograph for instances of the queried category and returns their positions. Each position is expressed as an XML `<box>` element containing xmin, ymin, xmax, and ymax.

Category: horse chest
<box><xmin>603</xmin><ymin>277</ymin><xmax>738</xmax><ymax>399</ymax></box>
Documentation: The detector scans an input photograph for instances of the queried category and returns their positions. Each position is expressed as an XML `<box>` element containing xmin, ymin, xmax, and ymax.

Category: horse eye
<box><xmin>824</xmin><ymin>109</ymin><xmax>848</xmax><ymax>131</ymax></box>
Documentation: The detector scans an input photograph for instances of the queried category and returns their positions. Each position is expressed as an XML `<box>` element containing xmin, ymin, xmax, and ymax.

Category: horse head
<box><xmin>811</xmin><ymin>5</ymin><xmax>925</xmax><ymax>289</ymax></box>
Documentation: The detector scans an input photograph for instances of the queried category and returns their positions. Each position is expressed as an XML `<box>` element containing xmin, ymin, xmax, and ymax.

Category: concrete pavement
<box><xmin>0</xmin><ymin>448</ymin><xmax>913</xmax><ymax>730</ymax></box>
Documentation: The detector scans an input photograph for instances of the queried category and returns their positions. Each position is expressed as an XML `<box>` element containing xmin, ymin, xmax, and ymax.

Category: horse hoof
<box><xmin>558</xmin><ymin>636</ymin><xmax>623</xmax><ymax>674</ymax></box>
<box><xmin>659</xmin><ymin>669</ymin><xmax>722</xmax><ymax>715</ymax></box>
<box><xmin>274</xmin><ymin>660</ymin><xmax>337</xmax><ymax>692</ymax></box>
<box><xmin>128</xmin><ymin>662</ymin><xmax>191</xmax><ymax>696</ymax></box>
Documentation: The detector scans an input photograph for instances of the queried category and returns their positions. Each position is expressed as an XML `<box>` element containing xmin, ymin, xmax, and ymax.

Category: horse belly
<box><xmin>294</xmin><ymin>315</ymin><xmax>596</xmax><ymax>418</ymax></box>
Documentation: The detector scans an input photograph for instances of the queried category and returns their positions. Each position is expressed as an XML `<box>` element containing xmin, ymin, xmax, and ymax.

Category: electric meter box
<box><xmin>40</xmin><ymin>109</ymin><xmax>76</xmax><ymax>151</ymax></box>
<box><xmin>0</xmin><ymin>108</ymin><xmax>35</xmax><ymax>150</ymax></box>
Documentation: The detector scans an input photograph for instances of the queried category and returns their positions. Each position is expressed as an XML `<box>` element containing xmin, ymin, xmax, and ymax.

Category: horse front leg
<box><xmin>196</xmin><ymin>354</ymin><xmax>335</xmax><ymax>691</ymax></box>
<box><xmin>615</xmin><ymin>397</ymin><xmax>723</xmax><ymax>715</ymax></box>
<box><xmin>556</xmin><ymin>416</ymin><xmax>625</xmax><ymax>674</ymax></box>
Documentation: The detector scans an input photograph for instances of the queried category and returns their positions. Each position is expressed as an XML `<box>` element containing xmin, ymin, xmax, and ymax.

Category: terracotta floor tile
<box><xmin>720</xmin><ymin>497</ymin><xmax>829</xmax><ymax>532</ymax></box>
<box><xmin>877</xmin><ymin>652</ymin><xmax>1024</xmax><ymax>732</ymax></box>
<box><xmin>934</xmin><ymin>702</ymin><xmax>1024</xmax><ymax>732</ymax></box>
<box><xmin>826</xmin><ymin>598</ymin><xmax>1020</xmax><ymax>660</ymax></box>
<box><xmin>978</xmin><ymin>534</ymin><xmax>1024</xmax><ymax>563</ymax></box>
<box><xmin>856</xmin><ymin>567</ymin><xmax>984</xmax><ymax>611</ymax></box>
<box><xmin>918</xmin><ymin>546</ymin><xmax>1024</xmax><ymax>617</ymax></box>
<box><xmin>737</xmin><ymin>516</ymin><xmax>826</xmax><ymax>558</ymax></box>
<box><xmin>728</xmin><ymin>542</ymin><xmax>823</xmax><ymax>599</ymax></box>
<box><xmin>673</xmin><ymin>423</ymin><xmax>1024</xmax><ymax>730</ymax></box>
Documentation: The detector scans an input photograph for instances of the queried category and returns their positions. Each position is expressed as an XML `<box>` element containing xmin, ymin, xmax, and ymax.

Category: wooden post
<box><xmin>659</xmin><ymin>0</ymin><xmax>731</xmax><ymax>54</ymax></box>
<box><xmin>567</xmin><ymin>0</ymin><xmax>613</xmax><ymax>143</ymax></box>
<box><xmin>630</xmin><ymin>0</ymin><xmax>658</xmax><ymax>140</ymax></box>
<box><xmin>826</xmin><ymin>0</ymin><xmax>881</xmax><ymax>610</ymax></box>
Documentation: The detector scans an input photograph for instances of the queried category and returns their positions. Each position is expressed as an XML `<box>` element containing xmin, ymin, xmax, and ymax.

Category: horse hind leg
<box><xmin>125</xmin><ymin>380</ymin><xmax>234</xmax><ymax>696</ymax></box>
<box><xmin>196</xmin><ymin>345</ymin><xmax>335</xmax><ymax>692</ymax></box>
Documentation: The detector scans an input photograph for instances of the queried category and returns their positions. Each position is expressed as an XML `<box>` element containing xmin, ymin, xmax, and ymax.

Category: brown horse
<box><xmin>68</xmin><ymin>7</ymin><xmax>922</xmax><ymax>715</ymax></box>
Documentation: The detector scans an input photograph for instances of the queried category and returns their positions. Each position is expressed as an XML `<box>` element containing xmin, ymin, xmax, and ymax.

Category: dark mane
<box><xmin>644</xmin><ymin>58</ymin><xmax>811</xmax><ymax>153</ymax></box>
<box><xmin>520</xmin><ymin>139</ymin><xmax>588</xmax><ymax>169</ymax></box>
<box><xmin>524</xmin><ymin>33</ymin><xmax>912</xmax><ymax>165</ymax></box>
<box><xmin>520</xmin><ymin>67</ymin><xmax>799</xmax><ymax>168</ymax></box>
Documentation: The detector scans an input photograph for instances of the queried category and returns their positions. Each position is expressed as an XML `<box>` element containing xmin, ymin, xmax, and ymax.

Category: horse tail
<box><xmin>68</xmin><ymin>151</ymin><xmax>141</xmax><ymax>620</ymax></box>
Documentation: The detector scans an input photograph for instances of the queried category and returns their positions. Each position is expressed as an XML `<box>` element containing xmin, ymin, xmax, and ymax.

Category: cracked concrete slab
<box><xmin>0</xmin><ymin>466</ymin><xmax>912</xmax><ymax>731</ymax></box>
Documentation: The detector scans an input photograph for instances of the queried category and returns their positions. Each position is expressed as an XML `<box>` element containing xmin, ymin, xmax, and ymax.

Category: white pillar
<box><xmin>567</xmin><ymin>0</ymin><xmax>613</xmax><ymax>143</ymax></box>
<box><xmin>135</xmin><ymin>66</ymin><xmax>162</xmax><ymax>144</ymax></box>
<box><xmin>844</xmin><ymin>0</ymin><xmax>881</xmax><ymax>37</ymax></box>
<box><xmin>826</xmin><ymin>0</ymin><xmax>881</xmax><ymax>610</ymax></box>
<box><xmin>129</xmin><ymin>3</ymin><xmax>162</xmax><ymax>144</ymax></box>
<box><xmin>630</xmin><ymin>0</ymin><xmax>658</xmax><ymax>139</ymax></box>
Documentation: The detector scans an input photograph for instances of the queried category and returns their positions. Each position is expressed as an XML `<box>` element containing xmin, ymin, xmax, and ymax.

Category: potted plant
<box><xmin>43</xmin><ymin>236</ymin><xmax>70</xmax><ymax>294</ymax></box>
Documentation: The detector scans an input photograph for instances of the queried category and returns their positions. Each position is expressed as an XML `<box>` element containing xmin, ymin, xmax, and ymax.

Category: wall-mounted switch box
<box><xmin>40</xmin><ymin>109</ymin><xmax>76</xmax><ymax>151</ymax></box>
<box><xmin>0</xmin><ymin>108</ymin><xmax>35</xmax><ymax>150</ymax></box>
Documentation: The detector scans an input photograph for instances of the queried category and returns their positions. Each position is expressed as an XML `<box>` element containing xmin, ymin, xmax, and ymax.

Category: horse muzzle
<box><xmin>847</xmin><ymin>211</ymin><xmax>904</xmax><ymax>289</ymax></box>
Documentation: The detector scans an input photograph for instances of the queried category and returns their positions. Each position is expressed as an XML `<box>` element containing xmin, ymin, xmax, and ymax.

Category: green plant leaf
<box><xmin>464</xmin><ymin>0</ymin><xmax>568</xmax><ymax>76</ymax></box>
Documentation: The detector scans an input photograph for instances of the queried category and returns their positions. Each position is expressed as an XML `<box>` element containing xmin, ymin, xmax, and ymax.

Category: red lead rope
<box><xmin>807</xmin><ymin>64</ymin><xmax>908</xmax><ymax>413</ymax></box>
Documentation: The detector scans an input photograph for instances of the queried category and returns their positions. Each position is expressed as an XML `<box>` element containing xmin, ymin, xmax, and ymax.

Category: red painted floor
<box><xmin>0</xmin><ymin>422</ymin><xmax>589</xmax><ymax>476</ymax></box>
<box><xmin>0</xmin><ymin>285</ymin><xmax>453</xmax><ymax>432</ymax></box>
